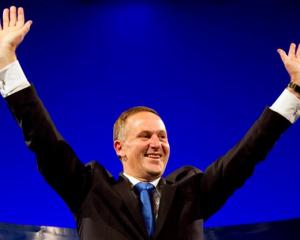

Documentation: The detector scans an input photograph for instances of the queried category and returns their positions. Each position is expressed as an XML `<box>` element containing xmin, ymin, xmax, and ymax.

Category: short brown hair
<box><xmin>113</xmin><ymin>106</ymin><xmax>160</xmax><ymax>141</ymax></box>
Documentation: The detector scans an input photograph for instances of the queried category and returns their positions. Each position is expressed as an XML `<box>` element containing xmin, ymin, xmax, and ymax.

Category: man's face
<box><xmin>114</xmin><ymin>111</ymin><xmax>170</xmax><ymax>181</ymax></box>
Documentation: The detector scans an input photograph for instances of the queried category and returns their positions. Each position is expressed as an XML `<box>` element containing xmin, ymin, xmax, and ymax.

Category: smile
<box><xmin>145</xmin><ymin>154</ymin><xmax>162</xmax><ymax>159</ymax></box>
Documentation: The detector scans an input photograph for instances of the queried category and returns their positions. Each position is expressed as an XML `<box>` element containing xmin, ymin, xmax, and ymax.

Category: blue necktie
<box><xmin>134</xmin><ymin>182</ymin><xmax>155</xmax><ymax>237</ymax></box>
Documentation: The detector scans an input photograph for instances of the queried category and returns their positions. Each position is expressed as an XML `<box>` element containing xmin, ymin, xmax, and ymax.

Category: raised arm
<box><xmin>0</xmin><ymin>6</ymin><xmax>32</xmax><ymax>69</ymax></box>
<box><xmin>198</xmin><ymin>45</ymin><xmax>300</xmax><ymax>220</ymax></box>
<box><xmin>1</xmin><ymin>7</ymin><xmax>91</xmax><ymax>213</ymax></box>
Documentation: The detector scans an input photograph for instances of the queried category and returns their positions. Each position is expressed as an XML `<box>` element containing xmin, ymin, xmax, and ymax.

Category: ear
<box><xmin>114</xmin><ymin>140</ymin><xmax>126</xmax><ymax>160</ymax></box>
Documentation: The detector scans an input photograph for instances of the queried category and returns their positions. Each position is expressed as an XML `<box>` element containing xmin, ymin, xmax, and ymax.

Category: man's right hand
<box><xmin>0</xmin><ymin>6</ymin><xmax>32</xmax><ymax>70</ymax></box>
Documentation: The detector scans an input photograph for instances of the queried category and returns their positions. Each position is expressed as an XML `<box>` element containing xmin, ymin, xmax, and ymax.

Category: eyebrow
<box><xmin>137</xmin><ymin>130</ymin><xmax>167</xmax><ymax>135</ymax></box>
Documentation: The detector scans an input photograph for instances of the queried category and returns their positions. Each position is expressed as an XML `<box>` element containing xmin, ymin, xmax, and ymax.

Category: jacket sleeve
<box><xmin>198</xmin><ymin>108</ymin><xmax>291</xmax><ymax>220</ymax></box>
<box><xmin>5</xmin><ymin>86</ymin><xmax>91</xmax><ymax>213</ymax></box>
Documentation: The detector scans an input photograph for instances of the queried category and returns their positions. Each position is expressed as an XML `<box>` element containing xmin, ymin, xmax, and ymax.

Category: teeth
<box><xmin>146</xmin><ymin>154</ymin><xmax>161</xmax><ymax>158</ymax></box>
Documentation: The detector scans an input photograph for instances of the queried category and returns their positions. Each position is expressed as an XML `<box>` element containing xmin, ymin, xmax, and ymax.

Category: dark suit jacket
<box><xmin>6</xmin><ymin>86</ymin><xmax>291</xmax><ymax>240</ymax></box>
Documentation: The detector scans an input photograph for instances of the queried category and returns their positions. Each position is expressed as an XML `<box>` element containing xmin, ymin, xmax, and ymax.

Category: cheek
<box><xmin>135</xmin><ymin>143</ymin><xmax>148</xmax><ymax>153</ymax></box>
<box><xmin>162</xmin><ymin>143</ymin><xmax>170</xmax><ymax>155</ymax></box>
<box><xmin>129</xmin><ymin>144</ymin><xmax>147</xmax><ymax>159</ymax></box>
<box><xmin>126</xmin><ymin>141</ymin><xmax>143</xmax><ymax>153</ymax></box>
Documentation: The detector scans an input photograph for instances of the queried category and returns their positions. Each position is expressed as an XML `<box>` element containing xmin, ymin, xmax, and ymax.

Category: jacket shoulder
<box><xmin>85</xmin><ymin>160</ymin><xmax>116</xmax><ymax>185</ymax></box>
<box><xmin>165</xmin><ymin>166</ymin><xmax>203</xmax><ymax>184</ymax></box>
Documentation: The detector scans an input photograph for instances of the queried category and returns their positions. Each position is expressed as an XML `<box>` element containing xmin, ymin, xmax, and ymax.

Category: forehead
<box><xmin>125</xmin><ymin>111</ymin><xmax>167</xmax><ymax>133</ymax></box>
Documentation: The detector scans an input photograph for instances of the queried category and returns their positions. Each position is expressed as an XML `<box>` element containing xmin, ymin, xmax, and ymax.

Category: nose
<box><xmin>149</xmin><ymin>134</ymin><xmax>160</xmax><ymax>149</ymax></box>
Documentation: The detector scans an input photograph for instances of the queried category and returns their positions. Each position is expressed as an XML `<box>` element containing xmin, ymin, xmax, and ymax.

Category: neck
<box><xmin>123</xmin><ymin>170</ymin><xmax>161</xmax><ymax>182</ymax></box>
<box><xmin>123</xmin><ymin>172</ymin><xmax>161</xmax><ymax>186</ymax></box>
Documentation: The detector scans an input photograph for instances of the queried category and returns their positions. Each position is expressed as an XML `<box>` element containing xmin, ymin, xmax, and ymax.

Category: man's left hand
<box><xmin>278</xmin><ymin>43</ymin><xmax>300</xmax><ymax>98</ymax></box>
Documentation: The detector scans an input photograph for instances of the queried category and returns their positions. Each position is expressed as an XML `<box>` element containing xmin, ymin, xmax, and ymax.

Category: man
<box><xmin>1</xmin><ymin>6</ymin><xmax>300</xmax><ymax>240</ymax></box>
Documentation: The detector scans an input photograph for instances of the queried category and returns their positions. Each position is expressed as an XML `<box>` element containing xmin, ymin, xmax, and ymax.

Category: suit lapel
<box><xmin>154</xmin><ymin>181</ymin><xmax>176</xmax><ymax>237</ymax></box>
<box><xmin>113</xmin><ymin>176</ymin><xmax>148</xmax><ymax>238</ymax></box>
<box><xmin>113</xmin><ymin>176</ymin><xmax>177</xmax><ymax>239</ymax></box>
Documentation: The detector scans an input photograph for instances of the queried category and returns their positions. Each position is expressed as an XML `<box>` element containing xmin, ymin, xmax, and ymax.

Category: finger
<box><xmin>2</xmin><ymin>8</ymin><xmax>9</xmax><ymax>28</ymax></box>
<box><xmin>9</xmin><ymin>6</ymin><xmax>17</xmax><ymax>27</ymax></box>
<box><xmin>16</xmin><ymin>7</ymin><xmax>25</xmax><ymax>27</ymax></box>
<box><xmin>288</xmin><ymin>42</ymin><xmax>296</xmax><ymax>57</ymax></box>
<box><xmin>277</xmin><ymin>48</ymin><xmax>288</xmax><ymax>63</ymax></box>
<box><xmin>20</xmin><ymin>20</ymin><xmax>32</xmax><ymax>37</ymax></box>
<box><xmin>296</xmin><ymin>43</ymin><xmax>300</xmax><ymax>58</ymax></box>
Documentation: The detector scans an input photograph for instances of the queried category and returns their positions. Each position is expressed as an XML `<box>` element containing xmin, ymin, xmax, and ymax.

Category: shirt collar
<box><xmin>123</xmin><ymin>172</ymin><xmax>161</xmax><ymax>187</ymax></box>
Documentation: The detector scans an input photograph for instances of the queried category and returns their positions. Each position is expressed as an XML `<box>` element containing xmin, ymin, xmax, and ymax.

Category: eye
<box><xmin>137</xmin><ymin>132</ymin><xmax>151</xmax><ymax>139</ymax></box>
<box><xmin>159</xmin><ymin>134</ymin><xmax>167</xmax><ymax>141</ymax></box>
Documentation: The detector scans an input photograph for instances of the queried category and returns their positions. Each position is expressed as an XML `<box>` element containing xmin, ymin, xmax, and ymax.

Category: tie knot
<box><xmin>134</xmin><ymin>182</ymin><xmax>155</xmax><ymax>193</ymax></box>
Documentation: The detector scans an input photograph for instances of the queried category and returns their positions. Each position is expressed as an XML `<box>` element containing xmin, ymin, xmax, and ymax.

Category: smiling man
<box><xmin>114</xmin><ymin>108</ymin><xmax>170</xmax><ymax>181</ymax></box>
<box><xmin>1</xmin><ymin>6</ymin><xmax>300</xmax><ymax>240</ymax></box>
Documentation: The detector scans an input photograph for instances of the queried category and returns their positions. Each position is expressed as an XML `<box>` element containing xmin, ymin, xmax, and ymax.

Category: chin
<box><xmin>146</xmin><ymin>167</ymin><xmax>163</xmax><ymax>178</ymax></box>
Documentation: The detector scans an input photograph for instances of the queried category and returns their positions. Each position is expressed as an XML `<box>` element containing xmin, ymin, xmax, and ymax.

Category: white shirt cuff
<box><xmin>270</xmin><ymin>89</ymin><xmax>300</xmax><ymax>123</ymax></box>
<box><xmin>0</xmin><ymin>60</ymin><xmax>30</xmax><ymax>98</ymax></box>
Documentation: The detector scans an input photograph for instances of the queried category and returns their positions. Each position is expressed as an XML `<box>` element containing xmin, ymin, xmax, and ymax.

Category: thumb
<box><xmin>20</xmin><ymin>20</ymin><xmax>32</xmax><ymax>38</ymax></box>
<box><xmin>277</xmin><ymin>48</ymin><xmax>288</xmax><ymax>63</ymax></box>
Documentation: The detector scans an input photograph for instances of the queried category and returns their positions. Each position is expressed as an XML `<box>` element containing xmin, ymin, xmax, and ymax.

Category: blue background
<box><xmin>0</xmin><ymin>0</ymin><xmax>299</xmax><ymax>229</ymax></box>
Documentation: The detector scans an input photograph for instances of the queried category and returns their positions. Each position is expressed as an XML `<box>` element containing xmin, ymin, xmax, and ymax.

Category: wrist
<box><xmin>287</xmin><ymin>82</ymin><xmax>300</xmax><ymax>100</ymax></box>
<box><xmin>290</xmin><ymin>74</ymin><xmax>300</xmax><ymax>83</ymax></box>
<box><xmin>0</xmin><ymin>52</ymin><xmax>17</xmax><ymax>70</ymax></box>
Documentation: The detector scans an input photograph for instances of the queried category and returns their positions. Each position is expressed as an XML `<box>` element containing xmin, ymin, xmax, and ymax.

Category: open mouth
<box><xmin>144</xmin><ymin>153</ymin><xmax>162</xmax><ymax>159</ymax></box>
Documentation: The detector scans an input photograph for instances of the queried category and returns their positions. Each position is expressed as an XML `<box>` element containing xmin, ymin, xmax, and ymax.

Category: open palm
<box><xmin>0</xmin><ymin>6</ymin><xmax>32</xmax><ymax>63</ymax></box>
<box><xmin>278</xmin><ymin>43</ymin><xmax>300</xmax><ymax>84</ymax></box>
